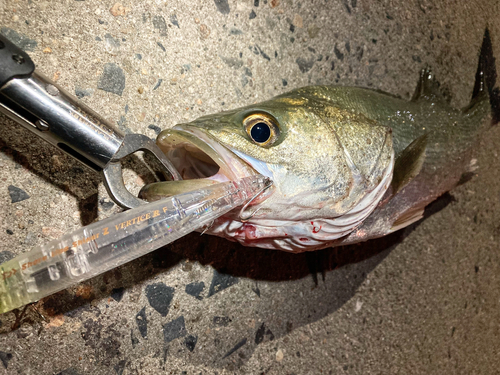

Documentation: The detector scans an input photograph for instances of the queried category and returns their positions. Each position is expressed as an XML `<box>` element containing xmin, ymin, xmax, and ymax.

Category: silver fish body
<box><xmin>141</xmin><ymin>31</ymin><xmax>496</xmax><ymax>252</ymax></box>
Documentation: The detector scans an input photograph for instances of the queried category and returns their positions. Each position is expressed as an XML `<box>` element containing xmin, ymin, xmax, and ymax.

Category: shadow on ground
<box><xmin>1</xmin><ymin>191</ymin><xmax>455</xmax><ymax>370</ymax></box>
<box><xmin>9</xmin><ymin>193</ymin><xmax>455</xmax><ymax>320</ymax></box>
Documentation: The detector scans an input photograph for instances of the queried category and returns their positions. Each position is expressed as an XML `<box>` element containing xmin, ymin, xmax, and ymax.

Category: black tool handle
<box><xmin>0</xmin><ymin>33</ymin><xmax>35</xmax><ymax>87</ymax></box>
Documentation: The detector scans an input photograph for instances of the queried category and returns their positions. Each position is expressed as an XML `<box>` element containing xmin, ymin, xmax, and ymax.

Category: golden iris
<box><xmin>243</xmin><ymin>113</ymin><xmax>279</xmax><ymax>147</ymax></box>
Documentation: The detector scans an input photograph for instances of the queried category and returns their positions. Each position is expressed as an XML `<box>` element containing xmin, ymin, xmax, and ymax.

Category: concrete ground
<box><xmin>0</xmin><ymin>0</ymin><xmax>499</xmax><ymax>374</ymax></box>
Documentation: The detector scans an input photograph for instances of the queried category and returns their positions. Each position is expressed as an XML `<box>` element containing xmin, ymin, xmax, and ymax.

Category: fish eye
<box><xmin>250</xmin><ymin>122</ymin><xmax>271</xmax><ymax>143</ymax></box>
<box><xmin>244</xmin><ymin>114</ymin><xmax>279</xmax><ymax>147</ymax></box>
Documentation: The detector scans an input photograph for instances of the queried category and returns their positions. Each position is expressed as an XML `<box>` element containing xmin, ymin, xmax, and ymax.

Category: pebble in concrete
<box><xmin>0</xmin><ymin>27</ymin><xmax>37</xmax><ymax>51</ymax></box>
<box><xmin>184</xmin><ymin>335</ymin><xmax>198</xmax><ymax>352</ymax></box>
<box><xmin>214</xmin><ymin>0</ymin><xmax>230</xmax><ymax>14</ymax></box>
<box><xmin>0</xmin><ymin>351</ymin><xmax>13</xmax><ymax>369</ymax></box>
<box><xmin>97</xmin><ymin>63</ymin><xmax>125</xmax><ymax>96</ymax></box>
<box><xmin>185</xmin><ymin>281</ymin><xmax>205</xmax><ymax>300</ymax></box>
<box><xmin>75</xmin><ymin>87</ymin><xmax>93</xmax><ymax>99</ymax></box>
<box><xmin>110</xmin><ymin>287</ymin><xmax>125</xmax><ymax>302</ymax></box>
<box><xmin>145</xmin><ymin>282</ymin><xmax>174</xmax><ymax>317</ymax></box>
<box><xmin>135</xmin><ymin>307</ymin><xmax>148</xmax><ymax>338</ymax></box>
<box><xmin>163</xmin><ymin>316</ymin><xmax>186</xmax><ymax>343</ymax></box>
<box><xmin>8</xmin><ymin>185</ymin><xmax>30</xmax><ymax>203</ymax></box>
<box><xmin>208</xmin><ymin>270</ymin><xmax>238</xmax><ymax>297</ymax></box>
<box><xmin>213</xmin><ymin>316</ymin><xmax>232</xmax><ymax>326</ymax></box>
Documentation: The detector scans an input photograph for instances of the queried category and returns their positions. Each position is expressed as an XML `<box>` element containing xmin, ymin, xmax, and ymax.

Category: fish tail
<box><xmin>470</xmin><ymin>28</ymin><xmax>500</xmax><ymax>126</ymax></box>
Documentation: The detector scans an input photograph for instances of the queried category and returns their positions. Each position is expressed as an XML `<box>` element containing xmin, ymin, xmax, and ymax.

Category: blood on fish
<box><xmin>234</xmin><ymin>228</ymin><xmax>245</xmax><ymax>237</ymax></box>
<box><xmin>244</xmin><ymin>224</ymin><xmax>257</xmax><ymax>239</ymax></box>
<box><xmin>311</xmin><ymin>221</ymin><xmax>322</xmax><ymax>233</ymax></box>
<box><xmin>299</xmin><ymin>237</ymin><xmax>309</xmax><ymax>241</ymax></box>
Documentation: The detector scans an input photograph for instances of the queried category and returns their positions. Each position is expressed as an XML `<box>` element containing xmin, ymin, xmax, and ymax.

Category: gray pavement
<box><xmin>0</xmin><ymin>0</ymin><xmax>499</xmax><ymax>374</ymax></box>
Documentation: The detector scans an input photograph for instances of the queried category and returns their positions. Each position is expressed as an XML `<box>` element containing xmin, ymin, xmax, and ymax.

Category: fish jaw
<box><xmin>203</xmin><ymin>149</ymin><xmax>394</xmax><ymax>252</ymax></box>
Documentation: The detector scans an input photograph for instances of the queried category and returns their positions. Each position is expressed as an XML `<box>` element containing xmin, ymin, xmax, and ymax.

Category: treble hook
<box><xmin>239</xmin><ymin>177</ymin><xmax>273</xmax><ymax>222</ymax></box>
<box><xmin>200</xmin><ymin>220</ymin><xmax>215</xmax><ymax>236</ymax></box>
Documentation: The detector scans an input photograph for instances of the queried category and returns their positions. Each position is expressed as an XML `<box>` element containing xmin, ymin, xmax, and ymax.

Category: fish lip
<box><xmin>160</xmin><ymin>124</ymin><xmax>258</xmax><ymax>181</ymax></box>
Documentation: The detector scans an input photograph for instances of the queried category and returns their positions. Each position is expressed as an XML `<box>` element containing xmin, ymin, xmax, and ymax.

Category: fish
<box><xmin>140</xmin><ymin>29</ymin><xmax>499</xmax><ymax>252</ymax></box>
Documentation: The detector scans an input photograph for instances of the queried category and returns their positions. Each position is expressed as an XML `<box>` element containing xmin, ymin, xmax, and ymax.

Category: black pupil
<box><xmin>250</xmin><ymin>122</ymin><xmax>271</xmax><ymax>143</ymax></box>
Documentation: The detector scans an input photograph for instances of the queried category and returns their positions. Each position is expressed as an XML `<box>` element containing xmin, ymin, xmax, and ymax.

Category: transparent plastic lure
<box><xmin>0</xmin><ymin>175</ymin><xmax>269</xmax><ymax>314</ymax></box>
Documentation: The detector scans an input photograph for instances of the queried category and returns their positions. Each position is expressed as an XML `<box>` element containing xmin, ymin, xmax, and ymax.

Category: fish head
<box><xmin>143</xmin><ymin>88</ymin><xmax>394</xmax><ymax>251</ymax></box>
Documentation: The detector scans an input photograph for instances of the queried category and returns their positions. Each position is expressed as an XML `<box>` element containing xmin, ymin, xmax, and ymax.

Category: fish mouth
<box><xmin>158</xmin><ymin>125</ymin><xmax>258</xmax><ymax>181</ymax></box>
<box><xmin>139</xmin><ymin>125</ymin><xmax>259</xmax><ymax>200</ymax></box>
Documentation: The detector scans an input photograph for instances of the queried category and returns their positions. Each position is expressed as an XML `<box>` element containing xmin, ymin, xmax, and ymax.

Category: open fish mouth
<box><xmin>139</xmin><ymin>125</ymin><xmax>259</xmax><ymax>201</ymax></box>
<box><xmin>161</xmin><ymin>125</ymin><xmax>257</xmax><ymax>181</ymax></box>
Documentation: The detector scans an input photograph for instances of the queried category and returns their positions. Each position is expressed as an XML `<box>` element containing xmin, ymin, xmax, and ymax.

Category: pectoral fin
<box><xmin>391</xmin><ymin>133</ymin><xmax>428</xmax><ymax>195</ymax></box>
<box><xmin>390</xmin><ymin>206</ymin><xmax>425</xmax><ymax>232</ymax></box>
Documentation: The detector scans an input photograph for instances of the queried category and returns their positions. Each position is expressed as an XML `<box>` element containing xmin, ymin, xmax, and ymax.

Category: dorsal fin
<box><xmin>472</xmin><ymin>28</ymin><xmax>496</xmax><ymax>99</ymax></box>
<box><xmin>411</xmin><ymin>67</ymin><xmax>449</xmax><ymax>103</ymax></box>
<box><xmin>471</xmin><ymin>27</ymin><xmax>500</xmax><ymax>125</ymax></box>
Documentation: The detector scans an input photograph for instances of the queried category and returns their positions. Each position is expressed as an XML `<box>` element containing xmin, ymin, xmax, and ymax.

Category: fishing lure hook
<box><xmin>239</xmin><ymin>177</ymin><xmax>273</xmax><ymax>222</ymax></box>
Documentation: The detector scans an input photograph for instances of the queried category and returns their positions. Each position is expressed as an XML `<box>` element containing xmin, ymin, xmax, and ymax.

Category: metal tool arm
<box><xmin>0</xmin><ymin>33</ymin><xmax>181</xmax><ymax>209</ymax></box>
